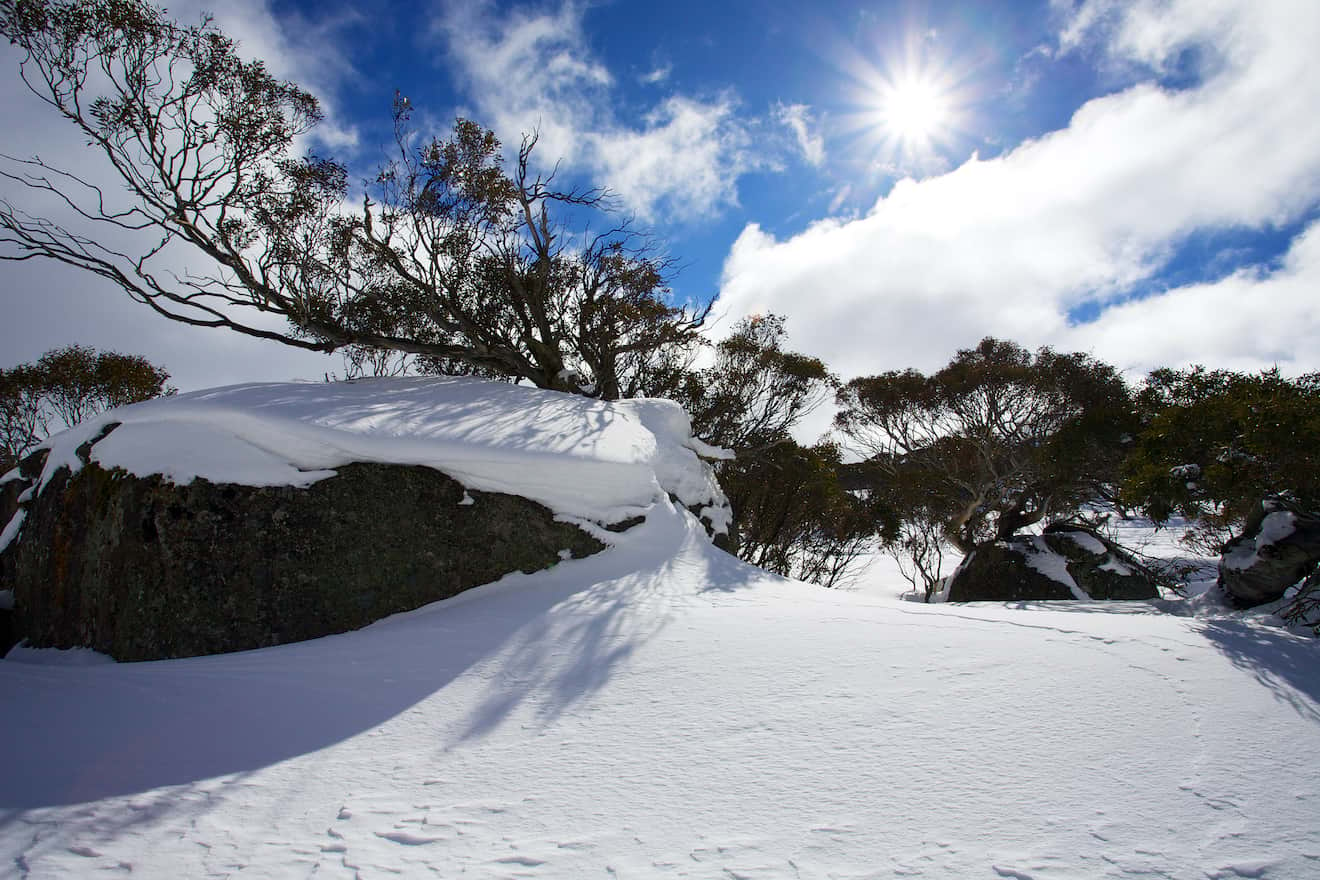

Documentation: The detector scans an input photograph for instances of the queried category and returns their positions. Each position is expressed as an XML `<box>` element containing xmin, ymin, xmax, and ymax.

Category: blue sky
<box><xmin>2</xmin><ymin>0</ymin><xmax>1318</xmax><ymax>397</ymax></box>
<box><xmin>303</xmin><ymin>0</ymin><xmax>1130</xmax><ymax>289</ymax></box>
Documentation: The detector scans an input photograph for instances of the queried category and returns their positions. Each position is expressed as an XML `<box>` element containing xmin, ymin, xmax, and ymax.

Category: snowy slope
<box><xmin>3</xmin><ymin>380</ymin><xmax>1320</xmax><ymax>879</ymax></box>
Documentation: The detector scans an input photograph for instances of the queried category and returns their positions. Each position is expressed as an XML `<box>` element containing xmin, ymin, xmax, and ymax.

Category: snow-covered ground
<box><xmin>2</xmin><ymin>379</ymin><xmax>1319</xmax><ymax>879</ymax></box>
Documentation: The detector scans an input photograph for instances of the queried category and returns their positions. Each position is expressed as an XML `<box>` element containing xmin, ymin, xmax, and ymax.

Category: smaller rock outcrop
<box><xmin>1040</xmin><ymin>524</ymin><xmax>1163</xmax><ymax>600</ymax></box>
<box><xmin>946</xmin><ymin>537</ymin><xmax>1077</xmax><ymax>602</ymax></box>
<box><xmin>1219</xmin><ymin>497</ymin><xmax>1320</xmax><ymax>608</ymax></box>
<box><xmin>946</xmin><ymin>525</ymin><xmax>1161</xmax><ymax>602</ymax></box>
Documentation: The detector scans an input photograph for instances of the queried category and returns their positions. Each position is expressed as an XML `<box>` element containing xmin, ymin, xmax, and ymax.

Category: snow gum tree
<box><xmin>1122</xmin><ymin>367</ymin><xmax>1320</xmax><ymax>544</ymax></box>
<box><xmin>675</xmin><ymin>314</ymin><xmax>835</xmax><ymax>454</ymax></box>
<box><xmin>0</xmin><ymin>0</ymin><xmax>707</xmax><ymax>398</ymax></box>
<box><xmin>664</xmin><ymin>315</ymin><xmax>879</xmax><ymax>587</ymax></box>
<box><xmin>719</xmin><ymin>440</ymin><xmax>884</xmax><ymax>588</ymax></box>
<box><xmin>836</xmin><ymin>338</ymin><xmax>1134</xmax><ymax>558</ymax></box>
<box><xmin>0</xmin><ymin>344</ymin><xmax>172</xmax><ymax>471</ymax></box>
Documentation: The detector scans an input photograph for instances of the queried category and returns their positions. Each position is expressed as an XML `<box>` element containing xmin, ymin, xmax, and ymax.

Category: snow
<box><xmin>1054</xmin><ymin>530</ymin><xmax>1137</xmax><ymax>576</ymax></box>
<box><xmin>3</xmin><ymin>499</ymin><xmax>1318</xmax><ymax>878</ymax></box>
<box><xmin>1056</xmin><ymin>529</ymin><xmax>1109</xmax><ymax>556</ymax></box>
<box><xmin>4</xmin><ymin>644</ymin><xmax>114</xmax><ymax>666</ymax></box>
<box><xmin>2</xmin><ymin>379</ymin><xmax>1319</xmax><ymax>878</ymax></box>
<box><xmin>1099</xmin><ymin>556</ymin><xmax>1136</xmax><ymax>576</ymax></box>
<box><xmin>1259</xmin><ymin>510</ymin><xmax>1298</xmax><ymax>546</ymax></box>
<box><xmin>17</xmin><ymin>377</ymin><xmax>730</xmax><ymax>530</ymax></box>
<box><xmin>0</xmin><ymin>508</ymin><xmax>23</xmax><ymax>554</ymax></box>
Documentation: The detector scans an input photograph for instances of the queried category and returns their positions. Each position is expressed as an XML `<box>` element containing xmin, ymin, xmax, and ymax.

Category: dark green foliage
<box><xmin>666</xmin><ymin>316</ymin><xmax>876</xmax><ymax>586</ymax></box>
<box><xmin>1122</xmin><ymin>367</ymin><xmax>1320</xmax><ymax>539</ymax></box>
<box><xmin>837</xmin><ymin>338</ymin><xmax>1134</xmax><ymax>560</ymax></box>
<box><xmin>720</xmin><ymin>440</ymin><xmax>883</xmax><ymax>588</ymax></box>
<box><xmin>0</xmin><ymin>344</ymin><xmax>172</xmax><ymax>471</ymax></box>
<box><xmin>677</xmin><ymin>314</ymin><xmax>835</xmax><ymax>452</ymax></box>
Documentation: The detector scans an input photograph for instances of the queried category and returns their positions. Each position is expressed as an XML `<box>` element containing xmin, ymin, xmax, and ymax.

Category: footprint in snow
<box><xmin>375</xmin><ymin>830</ymin><xmax>444</xmax><ymax>846</ymax></box>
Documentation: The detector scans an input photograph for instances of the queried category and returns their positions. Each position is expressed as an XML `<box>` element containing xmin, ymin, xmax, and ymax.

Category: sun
<box><xmin>877</xmin><ymin>75</ymin><xmax>952</xmax><ymax>146</ymax></box>
<box><xmin>829</xmin><ymin>26</ymin><xmax>978</xmax><ymax>175</ymax></box>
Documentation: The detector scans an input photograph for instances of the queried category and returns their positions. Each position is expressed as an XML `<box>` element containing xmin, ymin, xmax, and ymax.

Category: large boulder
<box><xmin>0</xmin><ymin>377</ymin><xmax>734</xmax><ymax>661</ymax></box>
<box><xmin>1219</xmin><ymin>497</ymin><xmax>1320</xmax><ymax>608</ymax></box>
<box><xmin>0</xmin><ymin>436</ymin><xmax>604</xmax><ymax>661</ymax></box>
<box><xmin>946</xmin><ymin>525</ymin><xmax>1161</xmax><ymax>602</ymax></box>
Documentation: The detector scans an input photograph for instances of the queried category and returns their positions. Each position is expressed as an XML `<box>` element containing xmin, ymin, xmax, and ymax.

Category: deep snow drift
<box><xmin>2</xmin><ymin>376</ymin><xmax>732</xmax><ymax>540</ymax></box>
<box><xmin>2</xmin><ymin>378</ymin><xmax>1319</xmax><ymax>879</ymax></box>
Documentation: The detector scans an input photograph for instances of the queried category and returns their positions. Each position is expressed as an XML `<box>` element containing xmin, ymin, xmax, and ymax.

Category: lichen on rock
<box><xmin>2</xmin><ymin>457</ymin><xmax>606</xmax><ymax>661</ymax></box>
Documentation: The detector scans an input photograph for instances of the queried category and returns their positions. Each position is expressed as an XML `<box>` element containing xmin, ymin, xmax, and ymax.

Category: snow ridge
<box><xmin>21</xmin><ymin>377</ymin><xmax>731</xmax><ymax>530</ymax></box>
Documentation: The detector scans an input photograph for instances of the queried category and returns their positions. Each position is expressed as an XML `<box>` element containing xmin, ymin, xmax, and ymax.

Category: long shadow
<box><xmin>999</xmin><ymin>599</ymin><xmax>1191</xmax><ymax>616</ymax></box>
<box><xmin>451</xmin><ymin>503</ymin><xmax>765</xmax><ymax>742</ymax></box>
<box><xmin>1195</xmin><ymin>619</ymin><xmax>1320</xmax><ymax>723</ymax></box>
<box><xmin>0</xmin><ymin>503</ymin><xmax>756</xmax><ymax>810</ymax></box>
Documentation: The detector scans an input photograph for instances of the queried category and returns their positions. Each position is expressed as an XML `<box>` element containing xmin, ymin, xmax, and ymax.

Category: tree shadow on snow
<box><xmin>451</xmin><ymin>514</ymin><xmax>765</xmax><ymax>742</ymax></box>
<box><xmin>1195</xmin><ymin>620</ymin><xmax>1320</xmax><ymax>724</ymax></box>
<box><xmin>0</xmin><ymin>506</ymin><xmax>760</xmax><ymax>811</ymax></box>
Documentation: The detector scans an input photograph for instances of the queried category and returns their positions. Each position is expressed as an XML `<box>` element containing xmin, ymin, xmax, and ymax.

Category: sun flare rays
<box><xmin>830</xmin><ymin>27</ymin><xmax>980</xmax><ymax>181</ymax></box>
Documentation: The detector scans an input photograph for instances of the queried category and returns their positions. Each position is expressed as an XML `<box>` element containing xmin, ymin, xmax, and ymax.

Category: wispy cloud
<box><xmin>640</xmin><ymin>63</ymin><xmax>672</xmax><ymax>85</ymax></box>
<box><xmin>716</xmin><ymin>0</ymin><xmax>1320</xmax><ymax>380</ymax></box>
<box><xmin>773</xmin><ymin>102</ymin><xmax>826</xmax><ymax>167</ymax></box>
<box><xmin>173</xmin><ymin>0</ymin><xmax>364</xmax><ymax>154</ymax></box>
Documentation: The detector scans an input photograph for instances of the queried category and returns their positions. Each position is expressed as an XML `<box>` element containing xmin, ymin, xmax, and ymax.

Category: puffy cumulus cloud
<box><xmin>716</xmin><ymin>0</ymin><xmax>1320</xmax><ymax>381</ymax></box>
<box><xmin>434</xmin><ymin>0</ymin><xmax>763</xmax><ymax>221</ymax></box>
<box><xmin>1061</xmin><ymin>219</ymin><xmax>1320</xmax><ymax>376</ymax></box>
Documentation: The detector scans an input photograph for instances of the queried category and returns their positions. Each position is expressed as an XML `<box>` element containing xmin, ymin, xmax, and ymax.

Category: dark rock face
<box><xmin>1</xmin><ymin>456</ymin><xmax>604</xmax><ymax>661</ymax></box>
<box><xmin>1</xmin><ymin>447</ymin><xmax>45</xmax><ymax>531</ymax></box>
<box><xmin>1219</xmin><ymin>498</ymin><xmax>1320</xmax><ymax>608</ymax></box>
<box><xmin>946</xmin><ymin>538</ymin><xmax>1076</xmax><ymax>602</ymax></box>
<box><xmin>946</xmin><ymin>526</ymin><xmax>1160</xmax><ymax>603</ymax></box>
<box><xmin>1040</xmin><ymin>525</ymin><xmax>1162</xmax><ymax>601</ymax></box>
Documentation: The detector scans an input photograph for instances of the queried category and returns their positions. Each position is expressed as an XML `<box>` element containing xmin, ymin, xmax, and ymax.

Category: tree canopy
<box><xmin>0</xmin><ymin>344</ymin><xmax>172</xmax><ymax>471</ymax></box>
<box><xmin>836</xmin><ymin>337</ymin><xmax>1133</xmax><ymax>555</ymax></box>
<box><xmin>0</xmin><ymin>0</ymin><xmax>707</xmax><ymax>398</ymax></box>
<box><xmin>1122</xmin><ymin>367</ymin><xmax>1320</xmax><ymax>537</ymax></box>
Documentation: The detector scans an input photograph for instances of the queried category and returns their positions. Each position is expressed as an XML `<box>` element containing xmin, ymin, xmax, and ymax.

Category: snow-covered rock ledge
<box><xmin>0</xmin><ymin>378</ymin><xmax>732</xmax><ymax>660</ymax></box>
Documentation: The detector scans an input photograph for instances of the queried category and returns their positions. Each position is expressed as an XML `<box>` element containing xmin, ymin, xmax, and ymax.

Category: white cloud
<box><xmin>1062</xmin><ymin>219</ymin><xmax>1320</xmax><ymax>376</ymax></box>
<box><xmin>435</xmin><ymin>0</ymin><xmax>764</xmax><ymax>221</ymax></box>
<box><xmin>640</xmin><ymin>64</ymin><xmax>672</xmax><ymax>86</ymax></box>
<box><xmin>715</xmin><ymin>0</ymin><xmax>1320</xmax><ymax>381</ymax></box>
<box><xmin>773</xmin><ymin>102</ymin><xmax>826</xmax><ymax>167</ymax></box>
<box><xmin>172</xmin><ymin>0</ymin><xmax>364</xmax><ymax>153</ymax></box>
<box><xmin>591</xmin><ymin>95</ymin><xmax>754</xmax><ymax>221</ymax></box>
